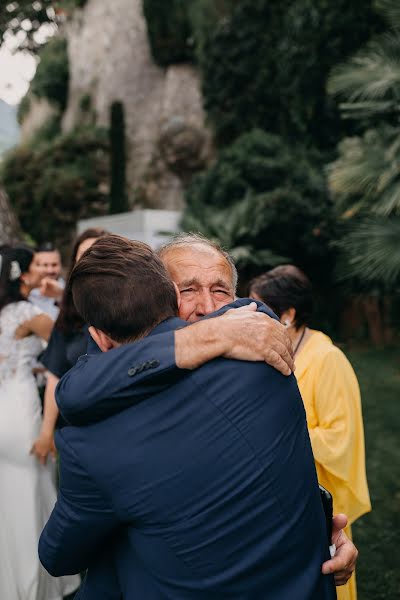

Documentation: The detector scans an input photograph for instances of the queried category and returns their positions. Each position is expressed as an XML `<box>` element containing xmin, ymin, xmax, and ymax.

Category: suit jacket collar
<box><xmin>147</xmin><ymin>316</ymin><xmax>187</xmax><ymax>336</ymax></box>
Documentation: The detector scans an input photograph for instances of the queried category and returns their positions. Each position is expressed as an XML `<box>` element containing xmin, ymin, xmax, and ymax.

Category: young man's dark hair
<box><xmin>249</xmin><ymin>264</ymin><xmax>313</xmax><ymax>330</ymax></box>
<box><xmin>69</xmin><ymin>234</ymin><xmax>178</xmax><ymax>342</ymax></box>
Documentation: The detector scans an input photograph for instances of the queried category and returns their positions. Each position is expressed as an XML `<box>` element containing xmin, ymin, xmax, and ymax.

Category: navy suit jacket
<box><xmin>40</xmin><ymin>304</ymin><xmax>336</xmax><ymax>599</ymax></box>
<box><xmin>55</xmin><ymin>300</ymin><xmax>277</xmax><ymax>426</ymax></box>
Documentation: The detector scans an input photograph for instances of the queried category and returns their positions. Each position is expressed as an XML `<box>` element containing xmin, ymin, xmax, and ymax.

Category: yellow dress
<box><xmin>295</xmin><ymin>330</ymin><xmax>371</xmax><ymax>600</ymax></box>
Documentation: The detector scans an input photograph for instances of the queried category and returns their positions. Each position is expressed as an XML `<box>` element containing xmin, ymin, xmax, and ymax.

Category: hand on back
<box><xmin>219</xmin><ymin>303</ymin><xmax>294</xmax><ymax>375</ymax></box>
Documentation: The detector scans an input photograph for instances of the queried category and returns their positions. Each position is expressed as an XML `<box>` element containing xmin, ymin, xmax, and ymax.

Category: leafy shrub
<box><xmin>184</xmin><ymin>129</ymin><xmax>336</xmax><ymax>284</ymax></box>
<box><xmin>31</xmin><ymin>36</ymin><xmax>69</xmax><ymax>109</ymax></box>
<box><xmin>1</xmin><ymin>127</ymin><xmax>109</xmax><ymax>251</ymax></box>
<box><xmin>199</xmin><ymin>0</ymin><xmax>382</xmax><ymax>146</ymax></box>
<box><xmin>28</xmin><ymin>114</ymin><xmax>62</xmax><ymax>148</ymax></box>
<box><xmin>143</xmin><ymin>0</ymin><xmax>194</xmax><ymax>65</ymax></box>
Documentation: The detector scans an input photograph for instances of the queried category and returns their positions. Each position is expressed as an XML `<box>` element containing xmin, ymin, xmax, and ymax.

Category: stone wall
<box><xmin>63</xmin><ymin>0</ymin><xmax>213</xmax><ymax>210</ymax></box>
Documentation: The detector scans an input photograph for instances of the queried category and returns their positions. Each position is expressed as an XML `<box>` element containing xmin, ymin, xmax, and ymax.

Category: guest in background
<box><xmin>29</xmin><ymin>242</ymin><xmax>65</xmax><ymax>320</ymax></box>
<box><xmin>249</xmin><ymin>264</ymin><xmax>371</xmax><ymax>600</ymax></box>
<box><xmin>31</xmin><ymin>229</ymin><xmax>108</xmax><ymax>465</ymax></box>
<box><xmin>0</xmin><ymin>245</ymin><xmax>80</xmax><ymax>600</ymax></box>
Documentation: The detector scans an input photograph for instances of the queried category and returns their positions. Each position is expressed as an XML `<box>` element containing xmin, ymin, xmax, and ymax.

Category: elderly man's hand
<box><xmin>322</xmin><ymin>514</ymin><xmax>358</xmax><ymax>586</ymax></box>
<box><xmin>221</xmin><ymin>303</ymin><xmax>294</xmax><ymax>375</ymax></box>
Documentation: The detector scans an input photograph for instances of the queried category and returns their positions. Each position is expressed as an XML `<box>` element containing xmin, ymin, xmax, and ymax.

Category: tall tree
<box><xmin>109</xmin><ymin>101</ymin><xmax>128</xmax><ymax>215</ymax></box>
<box><xmin>199</xmin><ymin>0</ymin><xmax>382</xmax><ymax>147</ymax></box>
<box><xmin>0</xmin><ymin>187</ymin><xmax>22</xmax><ymax>243</ymax></box>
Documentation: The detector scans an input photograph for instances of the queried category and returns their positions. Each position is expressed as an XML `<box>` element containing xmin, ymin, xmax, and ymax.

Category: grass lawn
<box><xmin>346</xmin><ymin>346</ymin><xmax>400</xmax><ymax>600</ymax></box>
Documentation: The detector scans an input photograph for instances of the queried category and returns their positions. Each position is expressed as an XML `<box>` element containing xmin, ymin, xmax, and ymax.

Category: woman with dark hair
<box><xmin>31</xmin><ymin>229</ymin><xmax>108</xmax><ymax>465</ymax></box>
<box><xmin>249</xmin><ymin>265</ymin><xmax>371</xmax><ymax>600</ymax></box>
<box><xmin>0</xmin><ymin>245</ymin><xmax>80</xmax><ymax>599</ymax></box>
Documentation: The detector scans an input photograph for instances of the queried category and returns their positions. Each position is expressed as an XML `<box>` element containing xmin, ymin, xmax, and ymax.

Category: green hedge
<box><xmin>1</xmin><ymin>127</ymin><xmax>109</xmax><ymax>251</ymax></box>
<box><xmin>199</xmin><ymin>0</ymin><xmax>382</xmax><ymax>147</ymax></box>
<box><xmin>143</xmin><ymin>0</ymin><xmax>194</xmax><ymax>65</ymax></box>
<box><xmin>184</xmin><ymin>129</ymin><xmax>336</xmax><ymax>284</ymax></box>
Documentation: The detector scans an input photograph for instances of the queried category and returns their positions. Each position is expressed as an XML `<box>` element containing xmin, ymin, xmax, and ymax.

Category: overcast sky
<box><xmin>0</xmin><ymin>46</ymin><xmax>37</xmax><ymax>105</ymax></box>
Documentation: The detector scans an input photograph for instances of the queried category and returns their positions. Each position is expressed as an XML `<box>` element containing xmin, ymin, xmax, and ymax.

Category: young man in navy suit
<box><xmin>40</xmin><ymin>234</ymin><xmax>340</xmax><ymax>599</ymax></box>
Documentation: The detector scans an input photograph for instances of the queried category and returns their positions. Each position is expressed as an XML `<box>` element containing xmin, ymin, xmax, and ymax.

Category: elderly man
<box><xmin>41</xmin><ymin>234</ymin><xmax>338</xmax><ymax>599</ymax></box>
<box><xmin>56</xmin><ymin>233</ymin><xmax>358</xmax><ymax>585</ymax></box>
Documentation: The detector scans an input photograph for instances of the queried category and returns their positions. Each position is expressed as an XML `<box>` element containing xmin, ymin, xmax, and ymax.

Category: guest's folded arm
<box><xmin>39</xmin><ymin>429</ymin><xmax>120</xmax><ymax>576</ymax></box>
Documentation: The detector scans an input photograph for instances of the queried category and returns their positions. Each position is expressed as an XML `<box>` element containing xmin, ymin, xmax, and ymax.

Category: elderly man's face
<box><xmin>162</xmin><ymin>245</ymin><xmax>235</xmax><ymax>323</ymax></box>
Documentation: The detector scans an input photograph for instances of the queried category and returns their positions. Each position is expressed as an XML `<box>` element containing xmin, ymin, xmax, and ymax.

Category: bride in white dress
<box><xmin>0</xmin><ymin>245</ymin><xmax>80</xmax><ymax>600</ymax></box>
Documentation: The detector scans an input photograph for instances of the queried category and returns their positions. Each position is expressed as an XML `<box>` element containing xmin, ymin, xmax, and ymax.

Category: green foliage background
<box><xmin>1</xmin><ymin>0</ymin><xmax>399</xmax><ymax>327</ymax></box>
<box><xmin>144</xmin><ymin>0</ymin><xmax>381</xmax><ymax>146</ymax></box>
<box><xmin>184</xmin><ymin>129</ymin><xmax>335</xmax><ymax>283</ymax></box>
<box><xmin>1</xmin><ymin>126</ymin><xmax>109</xmax><ymax>253</ymax></box>
<box><xmin>199</xmin><ymin>0</ymin><xmax>382</xmax><ymax>147</ymax></box>
<box><xmin>30</xmin><ymin>37</ymin><xmax>69</xmax><ymax>110</ymax></box>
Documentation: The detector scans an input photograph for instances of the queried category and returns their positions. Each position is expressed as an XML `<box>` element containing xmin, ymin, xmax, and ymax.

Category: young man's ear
<box><xmin>88</xmin><ymin>326</ymin><xmax>119</xmax><ymax>352</ymax></box>
<box><xmin>173</xmin><ymin>282</ymin><xmax>181</xmax><ymax>311</ymax></box>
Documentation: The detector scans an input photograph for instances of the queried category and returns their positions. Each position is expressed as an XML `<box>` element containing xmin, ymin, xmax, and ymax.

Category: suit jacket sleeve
<box><xmin>56</xmin><ymin>329</ymin><xmax>178</xmax><ymax>425</ymax></box>
<box><xmin>39</xmin><ymin>429</ymin><xmax>120</xmax><ymax>577</ymax></box>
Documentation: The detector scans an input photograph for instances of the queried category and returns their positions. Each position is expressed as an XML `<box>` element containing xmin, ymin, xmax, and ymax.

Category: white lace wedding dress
<box><xmin>0</xmin><ymin>301</ymin><xmax>80</xmax><ymax>600</ymax></box>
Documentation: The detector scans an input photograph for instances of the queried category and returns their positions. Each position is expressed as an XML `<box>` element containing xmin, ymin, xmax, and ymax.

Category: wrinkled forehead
<box><xmin>162</xmin><ymin>245</ymin><xmax>235</xmax><ymax>289</ymax></box>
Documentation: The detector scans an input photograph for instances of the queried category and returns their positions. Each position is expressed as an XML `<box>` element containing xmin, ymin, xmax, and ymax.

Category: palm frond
<box><xmin>337</xmin><ymin>100</ymin><xmax>398</xmax><ymax>119</ymax></box>
<box><xmin>328</xmin><ymin>127</ymin><xmax>400</xmax><ymax>215</ymax></box>
<box><xmin>181</xmin><ymin>194</ymin><xmax>288</xmax><ymax>270</ymax></box>
<box><xmin>230</xmin><ymin>246</ymin><xmax>287</xmax><ymax>269</ymax></box>
<box><xmin>377</xmin><ymin>0</ymin><xmax>400</xmax><ymax>30</ymax></box>
<box><xmin>337</xmin><ymin>217</ymin><xmax>400</xmax><ymax>286</ymax></box>
<box><xmin>328</xmin><ymin>32</ymin><xmax>400</xmax><ymax>118</ymax></box>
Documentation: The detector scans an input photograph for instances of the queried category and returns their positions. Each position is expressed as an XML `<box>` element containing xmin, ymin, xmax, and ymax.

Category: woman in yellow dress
<box><xmin>249</xmin><ymin>265</ymin><xmax>371</xmax><ymax>600</ymax></box>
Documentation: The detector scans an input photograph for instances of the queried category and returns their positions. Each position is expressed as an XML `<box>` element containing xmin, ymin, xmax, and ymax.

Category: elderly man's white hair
<box><xmin>158</xmin><ymin>232</ymin><xmax>238</xmax><ymax>292</ymax></box>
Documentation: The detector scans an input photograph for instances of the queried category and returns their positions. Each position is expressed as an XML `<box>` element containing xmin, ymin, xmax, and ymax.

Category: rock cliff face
<box><xmin>0</xmin><ymin>187</ymin><xmax>22</xmax><ymax>243</ymax></box>
<box><xmin>20</xmin><ymin>96</ymin><xmax>57</xmax><ymax>143</ymax></box>
<box><xmin>63</xmin><ymin>0</ymin><xmax>213</xmax><ymax>210</ymax></box>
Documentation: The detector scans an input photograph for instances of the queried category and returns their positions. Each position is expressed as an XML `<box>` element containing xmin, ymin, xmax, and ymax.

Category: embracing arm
<box><xmin>39</xmin><ymin>430</ymin><xmax>119</xmax><ymax>576</ymax></box>
<box><xmin>176</xmin><ymin>302</ymin><xmax>293</xmax><ymax>372</ymax></box>
<box><xmin>57</xmin><ymin>300</ymin><xmax>293</xmax><ymax>426</ymax></box>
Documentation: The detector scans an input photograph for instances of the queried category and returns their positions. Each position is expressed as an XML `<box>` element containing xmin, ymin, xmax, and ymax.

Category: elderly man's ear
<box><xmin>88</xmin><ymin>326</ymin><xmax>119</xmax><ymax>352</ymax></box>
<box><xmin>173</xmin><ymin>282</ymin><xmax>181</xmax><ymax>310</ymax></box>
